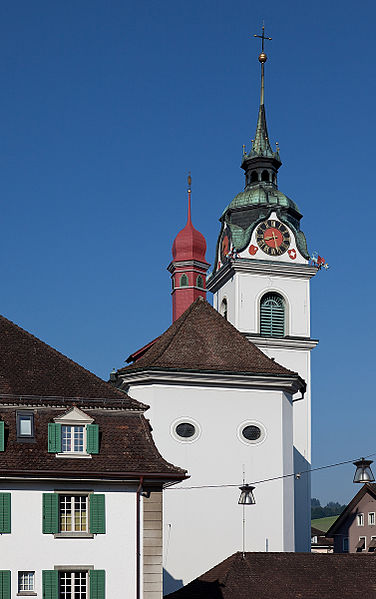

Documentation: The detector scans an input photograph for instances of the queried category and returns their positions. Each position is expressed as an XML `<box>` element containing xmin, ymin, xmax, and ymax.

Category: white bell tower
<box><xmin>207</xmin><ymin>27</ymin><xmax>318</xmax><ymax>551</ymax></box>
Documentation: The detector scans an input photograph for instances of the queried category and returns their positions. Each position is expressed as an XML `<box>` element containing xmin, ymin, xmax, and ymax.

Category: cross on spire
<box><xmin>253</xmin><ymin>24</ymin><xmax>272</xmax><ymax>54</ymax></box>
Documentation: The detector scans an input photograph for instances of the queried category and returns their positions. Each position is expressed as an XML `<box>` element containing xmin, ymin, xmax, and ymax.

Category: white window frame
<box><xmin>59</xmin><ymin>570</ymin><xmax>88</xmax><ymax>599</ymax></box>
<box><xmin>359</xmin><ymin>536</ymin><xmax>366</xmax><ymax>551</ymax></box>
<box><xmin>61</xmin><ymin>424</ymin><xmax>86</xmax><ymax>454</ymax></box>
<box><xmin>18</xmin><ymin>571</ymin><xmax>35</xmax><ymax>592</ymax></box>
<box><xmin>357</xmin><ymin>513</ymin><xmax>364</xmax><ymax>526</ymax></box>
<box><xmin>59</xmin><ymin>493</ymin><xmax>89</xmax><ymax>533</ymax></box>
<box><xmin>369</xmin><ymin>512</ymin><xmax>375</xmax><ymax>525</ymax></box>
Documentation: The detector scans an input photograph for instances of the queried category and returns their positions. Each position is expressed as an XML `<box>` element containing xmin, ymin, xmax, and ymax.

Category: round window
<box><xmin>238</xmin><ymin>421</ymin><xmax>266</xmax><ymax>445</ymax></box>
<box><xmin>176</xmin><ymin>422</ymin><xmax>196</xmax><ymax>438</ymax></box>
<box><xmin>171</xmin><ymin>418</ymin><xmax>201</xmax><ymax>443</ymax></box>
<box><xmin>242</xmin><ymin>425</ymin><xmax>261</xmax><ymax>441</ymax></box>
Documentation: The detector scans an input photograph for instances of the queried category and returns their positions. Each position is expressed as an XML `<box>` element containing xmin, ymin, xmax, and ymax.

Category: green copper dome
<box><xmin>224</xmin><ymin>184</ymin><xmax>301</xmax><ymax>215</ymax></box>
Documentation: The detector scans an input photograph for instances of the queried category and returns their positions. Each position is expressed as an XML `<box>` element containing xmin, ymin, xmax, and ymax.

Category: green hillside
<box><xmin>311</xmin><ymin>515</ymin><xmax>339</xmax><ymax>533</ymax></box>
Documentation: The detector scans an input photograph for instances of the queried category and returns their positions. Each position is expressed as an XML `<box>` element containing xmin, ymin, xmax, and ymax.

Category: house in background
<box><xmin>326</xmin><ymin>484</ymin><xmax>376</xmax><ymax>553</ymax></box>
<box><xmin>311</xmin><ymin>526</ymin><xmax>333</xmax><ymax>553</ymax></box>
<box><xmin>0</xmin><ymin>314</ymin><xmax>186</xmax><ymax>598</ymax></box>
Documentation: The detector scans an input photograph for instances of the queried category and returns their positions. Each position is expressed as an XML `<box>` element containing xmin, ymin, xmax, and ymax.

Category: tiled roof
<box><xmin>0</xmin><ymin>314</ymin><xmax>141</xmax><ymax>407</ymax></box>
<box><xmin>0</xmin><ymin>402</ymin><xmax>185</xmax><ymax>479</ymax></box>
<box><xmin>166</xmin><ymin>551</ymin><xmax>376</xmax><ymax>599</ymax></box>
<box><xmin>120</xmin><ymin>297</ymin><xmax>304</xmax><ymax>387</ymax></box>
<box><xmin>0</xmin><ymin>314</ymin><xmax>186</xmax><ymax>480</ymax></box>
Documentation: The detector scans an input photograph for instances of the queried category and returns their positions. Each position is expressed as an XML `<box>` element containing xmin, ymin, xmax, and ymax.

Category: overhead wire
<box><xmin>166</xmin><ymin>451</ymin><xmax>376</xmax><ymax>491</ymax></box>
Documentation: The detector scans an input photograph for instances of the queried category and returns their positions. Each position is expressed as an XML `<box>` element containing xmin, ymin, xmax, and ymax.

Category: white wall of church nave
<box><xmin>214</xmin><ymin>272</ymin><xmax>311</xmax><ymax>338</ymax></box>
<box><xmin>127</xmin><ymin>383</ymin><xmax>295</xmax><ymax>586</ymax></box>
<box><xmin>0</xmin><ymin>481</ymin><xmax>137</xmax><ymax>597</ymax></box>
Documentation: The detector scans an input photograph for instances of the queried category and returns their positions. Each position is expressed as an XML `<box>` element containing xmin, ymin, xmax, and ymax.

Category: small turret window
<box><xmin>260</xmin><ymin>293</ymin><xmax>285</xmax><ymax>337</ymax></box>
<box><xmin>220</xmin><ymin>298</ymin><xmax>228</xmax><ymax>320</ymax></box>
<box><xmin>196</xmin><ymin>275</ymin><xmax>204</xmax><ymax>289</ymax></box>
<box><xmin>250</xmin><ymin>171</ymin><xmax>258</xmax><ymax>183</ymax></box>
<box><xmin>261</xmin><ymin>170</ymin><xmax>270</xmax><ymax>182</ymax></box>
<box><xmin>180</xmin><ymin>274</ymin><xmax>189</xmax><ymax>287</ymax></box>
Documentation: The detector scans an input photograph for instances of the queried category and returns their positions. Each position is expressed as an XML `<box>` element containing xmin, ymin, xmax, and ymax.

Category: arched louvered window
<box><xmin>180</xmin><ymin>274</ymin><xmax>189</xmax><ymax>287</ymax></box>
<box><xmin>260</xmin><ymin>293</ymin><xmax>285</xmax><ymax>337</ymax></box>
<box><xmin>196</xmin><ymin>275</ymin><xmax>204</xmax><ymax>289</ymax></box>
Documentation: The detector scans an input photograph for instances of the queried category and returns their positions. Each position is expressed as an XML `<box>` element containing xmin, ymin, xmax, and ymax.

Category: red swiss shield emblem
<box><xmin>288</xmin><ymin>249</ymin><xmax>297</xmax><ymax>260</ymax></box>
<box><xmin>248</xmin><ymin>245</ymin><xmax>258</xmax><ymax>256</ymax></box>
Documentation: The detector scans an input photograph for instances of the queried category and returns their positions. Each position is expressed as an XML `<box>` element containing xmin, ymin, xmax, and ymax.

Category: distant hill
<box><xmin>311</xmin><ymin>497</ymin><xmax>346</xmax><ymax>519</ymax></box>
<box><xmin>311</xmin><ymin>515</ymin><xmax>339</xmax><ymax>533</ymax></box>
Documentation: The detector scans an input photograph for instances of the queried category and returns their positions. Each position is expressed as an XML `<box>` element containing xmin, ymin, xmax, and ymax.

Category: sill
<box><xmin>17</xmin><ymin>593</ymin><xmax>37</xmax><ymax>597</ymax></box>
<box><xmin>55</xmin><ymin>453</ymin><xmax>92</xmax><ymax>459</ymax></box>
<box><xmin>54</xmin><ymin>532</ymin><xmax>94</xmax><ymax>538</ymax></box>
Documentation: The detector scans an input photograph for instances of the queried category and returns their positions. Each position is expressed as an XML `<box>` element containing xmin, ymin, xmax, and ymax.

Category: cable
<box><xmin>166</xmin><ymin>451</ymin><xmax>376</xmax><ymax>491</ymax></box>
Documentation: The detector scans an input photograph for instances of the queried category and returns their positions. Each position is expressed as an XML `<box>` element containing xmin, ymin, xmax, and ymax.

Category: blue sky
<box><xmin>0</xmin><ymin>0</ymin><xmax>375</xmax><ymax>504</ymax></box>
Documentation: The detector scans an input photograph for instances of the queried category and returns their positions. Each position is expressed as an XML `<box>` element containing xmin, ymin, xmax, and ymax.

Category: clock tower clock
<box><xmin>207</xmin><ymin>27</ymin><xmax>319</xmax><ymax>551</ymax></box>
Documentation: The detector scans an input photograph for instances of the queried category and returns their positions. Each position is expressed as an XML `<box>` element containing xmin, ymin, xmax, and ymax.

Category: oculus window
<box><xmin>171</xmin><ymin>418</ymin><xmax>200</xmax><ymax>443</ymax></box>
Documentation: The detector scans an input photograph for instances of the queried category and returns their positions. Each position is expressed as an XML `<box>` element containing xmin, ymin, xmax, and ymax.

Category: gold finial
<box><xmin>187</xmin><ymin>172</ymin><xmax>192</xmax><ymax>190</ymax></box>
<box><xmin>276</xmin><ymin>141</ymin><xmax>279</xmax><ymax>150</ymax></box>
<box><xmin>242</xmin><ymin>144</ymin><xmax>246</xmax><ymax>155</ymax></box>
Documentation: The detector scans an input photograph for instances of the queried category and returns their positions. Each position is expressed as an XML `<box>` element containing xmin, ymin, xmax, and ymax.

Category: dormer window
<box><xmin>17</xmin><ymin>411</ymin><xmax>34</xmax><ymax>440</ymax></box>
<box><xmin>62</xmin><ymin>425</ymin><xmax>84</xmax><ymax>453</ymax></box>
<box><xmin>48</xmin><ymin>407</ymin><xmax>99</xmax><ymax>457</ymax></box>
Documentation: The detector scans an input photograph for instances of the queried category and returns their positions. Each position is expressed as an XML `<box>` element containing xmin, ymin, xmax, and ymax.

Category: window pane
<box><xmin>59</xmin><ymin>495</ymin><xmax>87</xmax><ymax>532</ymax></box>
<box><xmin>60</xmin><ymin>572</ymin><xmax>87</xmax><ymax>599</ymax></box>
<box><xmin>19</xmin><ymin>416</ymin><xmax>32</xmax><ymax>436</ymax></box>
<box><xmin>18</xmin><ymin>571</ymin><xmax>34</xmax><ymax>591</ymax></box>
<box><xmin>61</xmin><ymin>426</ymin><xmax>84</xmax><ymax>453</ymax></box>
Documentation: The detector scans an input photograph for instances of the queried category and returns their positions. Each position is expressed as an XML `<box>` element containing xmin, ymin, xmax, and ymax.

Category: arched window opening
<box><xmin>220</xmin><ymin>298</ymin><xmax>228</xmax><ymax>320</ymax></box>
<box><xmin>260</xmin><ymin>293</ymin><xmax>285</xmax><ymax>337</ymax></box>
<box><xmin>261</xmin><ymin>170</ymin><xmax>270</xmax><ymax>182</ymax></box>
<box><xmin>196</xmin><ymin>275</ymin><xmax>204</xmax><ymax>289</ymax></box>
<box><xmin>180</xmin><ymin>274</ymin><xmax>189</xmax><ymax>287</ymax></box>
<box><xmin>250</xmin><ymin>171</ymin><xmax>259</xmax><ymax>183</ymax></box>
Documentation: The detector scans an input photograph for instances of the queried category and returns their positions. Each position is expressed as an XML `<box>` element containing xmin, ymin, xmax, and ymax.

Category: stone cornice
<box><xmin>167</xmin><ymin>259</ymin><xmax>210</xmax><ymax>273</ymax></box>
<box><xmin>118</xmin><ymin>368</ymin><xmax>303</xmax><ymax>395</ymax></box>
<box><xmin>207</xmin><ymin>258</ymin><xmax>318</xmax><ymax>292</ymax></box>
<box><xmin>245</xmin><ymin>335</ymin><xmax>319</xmax><ymax>351</ymax></box>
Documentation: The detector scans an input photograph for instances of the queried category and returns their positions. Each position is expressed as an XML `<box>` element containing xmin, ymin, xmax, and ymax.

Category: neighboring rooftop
<box><xmin>120</xmin><ymin>297</ymin><xmax>305</xmax><ymax>392</ymax></box>
<box><xmin>0</xmin><ymin>313</ymin><xmax>186</xmax><ymax>481</ymax></box>
<box><xmin>0</xmin><ymin>313</ymin><xmax>140</xmax><ymax>407</ymax></box>
<box><xmin>166</xmin><ymin>551</ymin><xmax>376</xmax><ymax>599</ymax></box>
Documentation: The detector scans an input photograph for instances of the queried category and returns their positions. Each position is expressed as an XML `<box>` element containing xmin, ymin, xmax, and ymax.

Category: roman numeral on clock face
<box><xmin>255</xmin><ymin>220</ymin><xmax>291</xmax><ymax>256</ymax></box>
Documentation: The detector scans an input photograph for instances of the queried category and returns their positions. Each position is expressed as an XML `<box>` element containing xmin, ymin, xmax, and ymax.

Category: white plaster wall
<box><xmin>216</xmin><ymin>272</ymin><xmax>311</xmax><ymax>338</ymax></box>
<box><xmin>0</xmin><ymin>481</ymin><xmax>137</xmax><ymax>597</ymax></box>
<box><xmin>128</xmin><ymin>383</ymin><xmax>294</xmax><ymax>588</ymax></box>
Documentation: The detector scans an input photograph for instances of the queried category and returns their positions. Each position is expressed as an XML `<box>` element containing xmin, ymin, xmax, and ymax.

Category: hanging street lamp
<box><xmin>238</xmin><ymin>484</ymin><xmax>256</xmax><ymax>505</ymax></box>
<box><xmin>353</xmin><ymin>458</ymin><xmax>375</xmax><ymax>483</ymax></box>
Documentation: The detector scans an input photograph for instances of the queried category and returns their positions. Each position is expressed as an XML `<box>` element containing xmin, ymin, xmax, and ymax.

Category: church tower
<box><xmin>168</xmin><ymin>175</ymin><xmax>210</xmax><ymax>322</ymax></box>
<box><xmin>207</xmin><ymin>27</ymin><xmax>318</xmax><ymax>551</ymax></box>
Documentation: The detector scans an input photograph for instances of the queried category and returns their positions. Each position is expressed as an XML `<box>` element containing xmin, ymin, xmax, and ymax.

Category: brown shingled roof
<box><xmin>0</xmin><ymin>313</ymin><xmax>141</xmax><ymax>407</ymax></box>
<box><xmin>166</xmin><ymin>551</ymin><xmax>376</xmax><ymax>599</ymax></box>
<box><xmin>120</xmin><ymin>297</ymin><xmax>304</xmax><ymax>385</ymax></box>
<box><xmin>0</xmin><ymin>401</ymin><xmax>186</xmax><ymax>480</ymax></box>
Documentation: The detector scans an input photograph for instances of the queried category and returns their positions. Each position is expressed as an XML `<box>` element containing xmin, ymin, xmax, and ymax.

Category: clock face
<box><xmin>256</xmin><ymin>220</ymin><xmax>290</xmax><ymax>256</ymax></box>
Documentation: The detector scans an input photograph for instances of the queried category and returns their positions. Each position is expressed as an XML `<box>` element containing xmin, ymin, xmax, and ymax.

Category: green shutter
<box><xmin>0</xmin><ymin>494</ymin><xmax>11</xmax><ymax>533</ymax></box>
<box><xmin>43</xmin><ymin>493</ymin><xmax>59</xmax><ymax>534</ymax></box>
<box><xmin>0</xmin><ymin>422</ymin><xmax>4</xmax><ymax>452</ymax></box>
<box><xmin>90</xmin><ymin>494</ymin><xmax>106</xmax><ymax>534</ymax></box>
<box><xmin>260</xmin><ymin>293</ymin><xmax>285</xmax><ymax>338</ymax></box>
<box><xmin>86</xmin><ymin>424</ymin><xmax>99</xmax><ymax>454</ymax></box>
<box><xmin>42</xmin><ymin>570</ymin><xmax>58</xmax><ymax>599</ymax></box>
<box><xmin>90</xmin><ymin>570</ymin><xmax>105</xmax><ymax>599</ymax></box>
<box><xmin>0</xmin><ymin>570</ymin><xmax>11</xmax><ymax>599</ymax></box>
<box><xmin>48</xmin><ymin>423</ymin><xmax>61</xmax><ymax>453</ymax></box>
